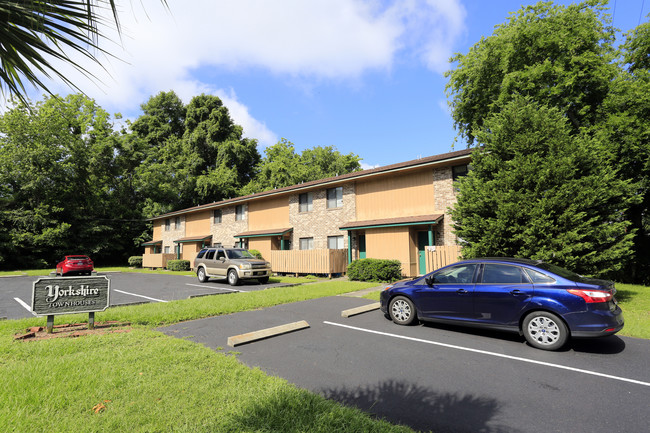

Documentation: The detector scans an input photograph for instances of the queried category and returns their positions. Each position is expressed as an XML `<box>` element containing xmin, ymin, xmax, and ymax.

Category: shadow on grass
<box><xmin>320</xmin><ymin>379</ymin><xmax>515</xmax><ymax>433</ymax></box>
<box><xmin>614</xmin><ymin>288</ymin><xmax>638</xmax><ymax>303</ymax></box>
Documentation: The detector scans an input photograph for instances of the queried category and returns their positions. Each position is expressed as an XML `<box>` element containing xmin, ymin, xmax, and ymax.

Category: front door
<box><xmin>358</xmin><ymin>234</ymin><xmax>366</xmax><ymax>259</ymax></box>
<box><xmin>417</xmin><ymin>231</ymin><xmax>429</xmax><ymax>275</ymax></box>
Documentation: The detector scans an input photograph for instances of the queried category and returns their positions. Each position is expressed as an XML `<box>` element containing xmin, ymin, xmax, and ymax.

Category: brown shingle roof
<box><xmin>235</xmin><ymin>228</ymin><xmax>293</xmax><ymax>238</ymax></box>
<box><xmin>340</xmin><ymin>214</ymin><xmax>444</xmax><ymax>230</ymax></box>
<box><xmin>151</xmin><ymin>148</ymin><xmax>473</xmax><ymax>220</ymax></box>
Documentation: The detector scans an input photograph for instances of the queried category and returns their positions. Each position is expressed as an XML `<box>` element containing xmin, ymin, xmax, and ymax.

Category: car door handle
<box><xmin>457</xmin><ymin>289</ymin><xmax>469</xmax><ymax>294</ymax></box>
<box><xmin>510</xmin><ymin>289</ymin><xmax>523</xmax><ymax>295</ymax></box>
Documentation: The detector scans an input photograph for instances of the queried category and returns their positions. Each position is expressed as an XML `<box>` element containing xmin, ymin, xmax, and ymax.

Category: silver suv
<box><xmin>194</xmin><ymin>247</ymin><xmax>272</xmax><ymax>286</ymax></box>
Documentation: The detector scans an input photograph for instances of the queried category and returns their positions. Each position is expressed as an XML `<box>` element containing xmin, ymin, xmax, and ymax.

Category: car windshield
<box><xmin>227</xmin><ymin>249</ymin><xmax>255</xmax><ymax>259</ymax></box>
<box><xmin>535</xmin><ymin>262</ymin><xmax>584</xmax><ymax>282</ymax></box>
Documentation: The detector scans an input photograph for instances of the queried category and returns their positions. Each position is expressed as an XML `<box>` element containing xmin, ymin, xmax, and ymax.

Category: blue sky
<box><xmin>17</xmin><ymin>0</ymin><xmax>650</xmax><ymax>168</ymax></box>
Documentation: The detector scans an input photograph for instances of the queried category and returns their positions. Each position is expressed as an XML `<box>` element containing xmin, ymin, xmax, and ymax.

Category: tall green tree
<box><xmin>445</xmin><ymin>0</ymin><xmax>650</xmax><ymax>281</ymax></box>
<box><xmin>0</xmin><ymin>94</ymin><xmax>144</xmax><ymax>268</ymax></box>
<box><xmin>241</xmin><ymin>139</ymin><xmax>361</xmax><ymax>195</ymax></box>
<box><xmin>594</xmin><ymin>18</ymin><xmax>650</xmax><ymax>282</ymax></box>
<box><xmin>129</xmin><ymin>91</ymin><xmax>261</xmax><ymax>216</ymax></box>
<box><xmin>445</xmin><ymin>0</ymin><xmax>616</xmax><ymax>144</ymax></box>
<box><xmin>450</xmin><ymin>97</ymin><xmax>637</xmax><ymax>278</ymax></box>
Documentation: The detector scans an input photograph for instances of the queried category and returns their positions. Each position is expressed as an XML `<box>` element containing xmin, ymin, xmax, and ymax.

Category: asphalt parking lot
<box><xmin>160</xmin><ymin>296</ymin><xmax>650</xmax><ymax>433</ymax></box>
<box><xmin>0</xmin><ymin>272</ymin><xmax>290</xmax><ymax>320</ymax></box>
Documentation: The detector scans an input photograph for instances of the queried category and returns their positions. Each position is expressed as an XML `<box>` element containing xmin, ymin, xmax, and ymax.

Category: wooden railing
<box><xmin>143</xmin><ymin>253</ymin><xmax>176</xmax><ymax>269</ymax></box>
<box><xmin>270</xmin><ymin>249</ymin><xmax>348</xmax><ymax>276</ymax></box>
<box><xmin>425</xmin><ymin>245</ymin><xmax>462</xmax><ymax>273</ymax></box>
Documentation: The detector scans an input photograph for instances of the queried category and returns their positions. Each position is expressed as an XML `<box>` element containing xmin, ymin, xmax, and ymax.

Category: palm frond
<box><xmin>0</xmin><ymin>0</ymin><xmax>167</xmax><ymax>105</ymax></box>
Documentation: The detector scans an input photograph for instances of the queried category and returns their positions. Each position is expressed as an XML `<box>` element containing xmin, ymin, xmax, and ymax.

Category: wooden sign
<box><xmin>31</xmin><ymin>276</ymin><xmax>110</xmax><ymax>316</ymax></box>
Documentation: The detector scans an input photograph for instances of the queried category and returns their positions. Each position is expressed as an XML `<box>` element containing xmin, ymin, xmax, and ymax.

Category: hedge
<box><xmin>347</xmin><ymin>258</ymin><xmax>402</xmax><ymax>282</ymax></box>
<box><xmin>249</xmin><ymin>249</ymin><xmax>263</xmax><ymax>259</ymax></box>
<box><xmin>128</xmin><ymin>256</ymin><xmax>143</xmax><ymax>268</ymax></box>
<box><xmin>167</xmin><ymin>260</ymin><xmax>191</xmax><ymax>271</ymax></box>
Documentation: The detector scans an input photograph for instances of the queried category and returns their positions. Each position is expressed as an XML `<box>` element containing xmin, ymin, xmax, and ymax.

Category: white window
<box><xmin>174</xmin><ymin>216</ymin><xmax>181</xmax><ymax>230</ymax></box>
<box><xmin>327</xmin><ymin>235</ymin><xmax>344</xmax><ymax>249</ymax></box>
<box><xmin>164</xmin><ymin>219</ymin><xmax>170</xmax><ymax>231</ymax></box>
<box><xmin>327</xmin><ymin>187</ymin><xmax>343</xmax><ymax>209</ymax></box>
<box><xmin>299</xmin><ymin>192</ymin><xmax>313</xmax><ymax>212</ymax></box>
<box><xmin>164</xmin><ymin>246</ymin><xmax>170</xmax><ymax>254</ymax></box>
<box><xmin>213</xmin><ymin>209</ymin><xmax>222</xmax><ymax>224</ymax></box>
<box><xmin>235</xmin><ymin>204</ymin><xmax>246</xmax><ymax>221</ymax></box>
<box><xmin>299</xmin><ymin>237</ymin><xmax>314</xmax><ymax>250</ymax></box>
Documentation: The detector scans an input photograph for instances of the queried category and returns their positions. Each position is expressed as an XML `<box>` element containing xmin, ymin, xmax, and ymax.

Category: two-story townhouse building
<box><xmin>142</xmin><ymin>148</ymin><xmax>472</xmax><ymax>277</ymax></box>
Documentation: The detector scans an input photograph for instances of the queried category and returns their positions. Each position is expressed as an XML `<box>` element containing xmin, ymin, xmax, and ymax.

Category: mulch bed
<box><xmin>14</xmin><ymin>321</ymin><xmax>131</xmax><ymax>342</ymax></box>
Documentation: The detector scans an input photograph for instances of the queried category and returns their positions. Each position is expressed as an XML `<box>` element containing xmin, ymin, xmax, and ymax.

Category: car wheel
<box><xmin>258</xmin><ymin>276</ymin><xmax>269</xmax><ymax>284</ymax></box>
<box><xmin>227</xmin><ymin>269</ymin><xmax>240</xmax><ymax>286</ymax></box>
<box><xmin>389</xmin><ymin>296</ymin><xmax>417</xmax><ymax>325</ymax></box>
<box><xmin>197</xmin><ymin>267</ymin><xmax>209</xmax><ymax>283</ymax></box>
<box><xmin>523</xmin><ymin>311</ymin><xmax>569</xmax><ymax>351</ymax></box>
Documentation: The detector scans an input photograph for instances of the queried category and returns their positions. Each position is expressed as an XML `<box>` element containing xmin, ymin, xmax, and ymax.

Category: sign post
<box><xmin>31</xmin><ymin>276</ymin><xmax>110</xmax><ymax>332</ymax></box>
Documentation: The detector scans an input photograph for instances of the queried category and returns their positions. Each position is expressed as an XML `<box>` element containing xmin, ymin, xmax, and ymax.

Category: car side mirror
<box><xmin>425</xmin><ymin>275</ymin><xmax>435</xmax><ymax>287</ymax></box>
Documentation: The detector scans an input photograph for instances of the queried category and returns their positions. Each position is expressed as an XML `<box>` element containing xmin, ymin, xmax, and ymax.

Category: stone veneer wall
<box><xmin>289</xmin><ymin>184</ymin><xmax>356</xmax><ymax>250</ymax></box>
<box><xmin>210</xmin><ymin>205</ymin><xmax>249</xmax><ymax>248</ymax></box>
<box><xmin>432</xmin><ymin>166</ymin><xmax>459</xmax><ymax>246</ymax></box>
<box><xmin>161</xmin><ymin>216</ymin><xmax>185</xmax><ymax>255</ymax></box>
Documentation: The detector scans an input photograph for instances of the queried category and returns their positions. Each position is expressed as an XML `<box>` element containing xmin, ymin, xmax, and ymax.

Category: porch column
<box><xmin>347</xmin><ymin>232</ymin><xmax>353</xmax><ymax>264</ymax></box>
<box><xmin>428</xmin><ymin>225</ymin><xmax>434</xmax><ymax>246</ymax></box>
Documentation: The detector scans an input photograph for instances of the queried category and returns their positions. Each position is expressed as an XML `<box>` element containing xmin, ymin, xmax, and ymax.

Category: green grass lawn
<box><xmin>0</xmin><ymin>280</ymin><xmax>413</xmax><ymax>433</ymax></box>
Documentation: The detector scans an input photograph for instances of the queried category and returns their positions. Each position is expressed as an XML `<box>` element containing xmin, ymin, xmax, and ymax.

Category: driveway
<box><xmin>0</xmin><ymin>272</ymin><xmax>291</xmax><ymax>320</ymax></box>
<box><xmin>159</xmin><ymin>296</ymin><xmax>650</xmax><ymax>433</ymax></box>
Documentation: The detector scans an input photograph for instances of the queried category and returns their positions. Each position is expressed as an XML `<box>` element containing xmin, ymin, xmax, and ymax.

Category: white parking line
<box><xmin>185</xmin><ymin>283</ymin><xmax>247</xmax><ymax>292</ymax></box>
<box><xmin>14</xmin><ymin>297</ymin><xmax>32</xmax><ymax>312</ymax></box>
<box><xmin>113</xmin><ymin>289</ymin><xmax>168</xmax><ymax>303</ymax></box>
<box><xmin>324</xmin><ymin>321</ymin><xmax>650</xmax><ymax>388</ymax></box>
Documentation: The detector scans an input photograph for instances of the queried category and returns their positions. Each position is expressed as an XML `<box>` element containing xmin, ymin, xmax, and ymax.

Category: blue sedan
<box><xmin>379</xmin><ymin>258</ymin><xmax>624</xmax><ymax>351</ymax></box>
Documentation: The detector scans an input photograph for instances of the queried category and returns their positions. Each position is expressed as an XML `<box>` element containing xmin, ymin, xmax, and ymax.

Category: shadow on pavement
<box><xmin>320</xmin><ymin>379</ymin><xmax>517</xmax><ymax>433</ymax></box>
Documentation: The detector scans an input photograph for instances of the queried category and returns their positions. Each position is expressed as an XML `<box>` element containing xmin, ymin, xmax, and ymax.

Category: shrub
<box><xmin>128</xmin><ymin>256</ymin><xmax>143</xmax><ymax>268</ymax></box>
<box><xmin>167</xmin><ymin>260</ymin><xmax>191</xmax><ymax>271</ymax></box>
<box><xmin>347</xmin><ymin>258</ymin><xmax>402</xmax><ymax>282</ymax></box>
<box><xmin>249</xmin><ymin>249</ymin><xmax>263</xmax><ymax>259</ymax></box>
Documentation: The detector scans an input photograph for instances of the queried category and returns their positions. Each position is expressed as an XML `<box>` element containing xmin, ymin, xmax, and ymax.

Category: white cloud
<box><xmin>18</xmin><ymin>0</ymin><xmax>466</xmax><ymax>140</ymax></box>
<box><xmin>360</xmin><ymin>162</ymin><xmax>381</xmax><ymax>170</ymax></box>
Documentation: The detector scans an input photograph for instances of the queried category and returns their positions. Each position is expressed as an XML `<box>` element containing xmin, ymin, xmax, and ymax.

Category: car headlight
<box><xmin>265</xmin><ymin>262</ymin><xmax>271</xmax><ymax>267</ymax></box>
<box><xmin>239</xmin><ymin>263</ymin><xmax>252</xmax><ymax>270</ymax></box>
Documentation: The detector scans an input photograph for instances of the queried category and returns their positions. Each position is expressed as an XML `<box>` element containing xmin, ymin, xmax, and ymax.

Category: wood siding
<box><xmin>355</xmin><ymin>170</ymin><xmax>435</xmax><ymax>220</ymax></box>
<box><xmin>365</xmin><ymin>226</ymin><xmax>414</xmax><ymax>276</ymax></box>
<box><xmin>185</xmin><ymin>210</ymin><xmax>211</xmax><ymax>237</ymax></box>
<box><xmin>248</xmin><ymin>238</ymin><xmax>274</xmax><ymax>262</ymax></box>
<box><xmin>152</xmin><ymin>224</ymin><xmax>161</xmax><ymax>242</ymax></box>
<box><xmin>249</xmin><ymin>196</ymin><xmax>290</xmax><ymax>230</ymax></box>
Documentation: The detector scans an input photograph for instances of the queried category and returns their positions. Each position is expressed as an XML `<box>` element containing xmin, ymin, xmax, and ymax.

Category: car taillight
<box><xmin>567</xmin><ymin>289</ymin><xmax>613</xmax><ymax>303</ymax></box>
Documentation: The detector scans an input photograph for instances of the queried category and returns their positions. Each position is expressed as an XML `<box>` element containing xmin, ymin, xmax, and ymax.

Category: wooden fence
<box><xmin>425</xmin><ymin>245</ymin><xmax>462</xmax><ymax>273</ymax></box>
<box><xmin>270</xmin><ymin>249</ymin><xmax>348</xmax><ymax>276</ymax></box>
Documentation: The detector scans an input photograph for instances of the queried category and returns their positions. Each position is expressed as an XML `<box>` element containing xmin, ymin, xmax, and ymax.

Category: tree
<box><xmin>0</xmin><ymin>0</ymin><xmax>167</xmax><ymax>104</ymax></box>
<box><xmin>450</xmin><ymin>97</ymin><xmax>637</xmax><ymax>278</ymax></box>
<box><xmin>445</xmin><ymin>0</ymin><xmax>617</xmax><ymax>144</ymax></box>
<box><xmin>0</xmin><ymin>94</ymin><xmax>145</xmax><ymax>268</ymax></box>
<box><xmin>241</xmin><ymin>139</ymin><xmax>362</xmax><ymax>195</ymax></box>
<box><xmin>129</xmin><ymin>92</ymin><xmax>261</xmax><ymax>216</ymax></box>
<box><xmin>593</xmin><ymin>19</ymin><xmax>650</xmax><ymax>283</ymax></box>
